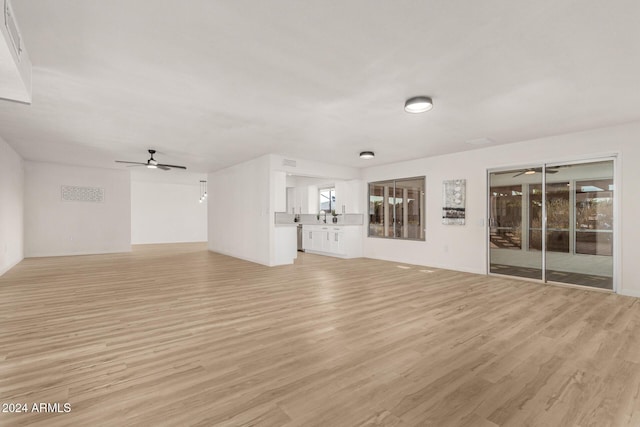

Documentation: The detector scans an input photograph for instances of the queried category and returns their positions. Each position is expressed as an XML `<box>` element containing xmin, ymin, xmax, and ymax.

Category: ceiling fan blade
<box><xmin>115</xmin><ymin>160</ymin><xmax>147</xmax><ymax>165</ymax></box>
<box><xmin>512</xmin><ymin>171</ymin><xmax>525</xmax><ymax>177</ymax></box>
<box><xmin>116</xmin><ymin>151</ymin><xmax>186</xmax><ymax>170</ymax></box>
<box><xmin>158</xmin><ymin>164</ymin><xmax>187</xmax><ymax>170</ymax></box>
<box><xmin>126</xmin><ymin>164</ymin><xmax>146</xmax><ymax>168</ymax></box>
<box><xmin>546</xmin><ymin>169</ymin><xmax>559</xmax><ymax>174</ymax></box>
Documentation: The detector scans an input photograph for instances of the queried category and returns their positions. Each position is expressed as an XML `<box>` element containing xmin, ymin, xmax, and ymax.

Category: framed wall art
<box><xmin>442</xmin><ymin>179</ymin><xmax>466</xmax><ymax>225</ymax></box>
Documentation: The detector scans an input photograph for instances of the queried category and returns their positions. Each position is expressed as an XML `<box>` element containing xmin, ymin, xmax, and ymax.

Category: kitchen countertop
<box><xmin>274</xmin><ymin>212</ymin><xmax>364</xmax><ymax>226</ymax></box>
<box><xmin>275</xmin><ymin>222</ymin><xmax>362</xmax><ymax>227</ymax></box>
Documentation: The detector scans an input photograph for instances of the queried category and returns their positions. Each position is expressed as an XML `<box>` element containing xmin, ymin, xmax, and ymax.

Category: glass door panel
<box><xmin>542</xmin><ymin>181</ymin><xmax>571</xmax><ymax>253</ymax></box>
<box><xmin>528</xmin><ymin>184</ymin><xmax>543</xmax><ymax>251</ymax></box>
<box><xmin>545</xmin><ymin>161</ymin><xmax>614</xmax><ymax>289</ymax></box>
<box><xmin>489</xmin><ymin>169</ymin><xmax>543</xmax><ymax>280</ymax></box>
<box><xmin>575</xmin><ymin>178</ymin><xmax>614</xmax><ymax>256</ymax></box>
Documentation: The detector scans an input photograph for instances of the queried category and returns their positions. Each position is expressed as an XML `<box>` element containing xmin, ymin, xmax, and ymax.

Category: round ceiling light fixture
<box><xmin>404</xmin><ymin>96</ymin><xmax>433</xmax><ymax>113</ymax></box>
<box><xmin>359</xmin><ymin>151</ymin><xmax>375</xmax><ymax>159</ymax></box>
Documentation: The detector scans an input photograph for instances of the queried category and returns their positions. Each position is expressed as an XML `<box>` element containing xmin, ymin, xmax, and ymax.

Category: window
<box><xmin>319</xmin><ymin>187</ymin><xmax>335</xmax><ymax>213</ymax></box>
<box><xmin>368</xmin><ymin>177</ymin><xmax>425</xmax><ymax>240</ymax></box>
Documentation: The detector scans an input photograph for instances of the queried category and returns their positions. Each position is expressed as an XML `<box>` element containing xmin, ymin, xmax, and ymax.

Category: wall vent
<box><xmin>61</xmin><ymin>186</ymin><xmax>105</xmax><ymax>203</ymax></box>
<box><xmin>4</xmin><ymin>0</ymin><xmax>21</xmax><ymax>60</ymax></box>
<box><xmin>282</xmin><ymin>159</ymin><xmax>297</xmax><ymax>167</ymax></box>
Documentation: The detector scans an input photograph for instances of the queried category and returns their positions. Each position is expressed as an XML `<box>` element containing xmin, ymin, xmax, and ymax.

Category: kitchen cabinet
<box><xmin>329</xmin><ymin>228</ymin><xmax>345</xmax><ymax>255</ymax></box>
<box><xmin>311</xmin><ymin>229</ymin><xmax>329</xmax><ymax>252</ymax></box>
<box><xmin>286</xmin><ymin>185</ymin><xmax>314</xmax><ymax>214</ymax></box>
<box><xmin>334</xmin><ymin>179</ymin><xmax>362</xmax><ymax>214</ymax></box>
<box><xmin>302</xmin><ymin>225</ymin><xmax>361</xmax><ymax>258</ymax></box>
<box><xmin>302</xmin><ymin>228</ymin><xmax>313</xmax><ymax>249</ymax></box>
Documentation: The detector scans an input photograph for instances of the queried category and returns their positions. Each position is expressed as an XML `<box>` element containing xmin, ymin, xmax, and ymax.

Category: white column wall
<box><xmin>207</xmin><ymin>155</ymin><xmax>271</xmax><ymax>265</ymax></box>
<box><xmin>0</xmin><ymin>137</ymin><xmax>24</xmax><ymax>276</ymax></box>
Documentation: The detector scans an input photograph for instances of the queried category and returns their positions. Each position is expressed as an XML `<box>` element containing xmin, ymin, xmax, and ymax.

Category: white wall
<box><xmin>361</xmin><ymin>121</ymin><xmax>640</xmax><ymax>297</ymax></box>
<box><xmin>208</xmin><ymin>155</ymin><xmax>271</xmax><ymax>265</ymax></box>
<box><xmin>131</xmin><ymin>170</ymin><xmax>207</xmax><ymax>244</ymax></box>
<box><xmin>0</xmin><ymin>137</ymin><xmax>24</xmax><ymax>275</ymax></box>
<box><xmin>24</xmin><ymin>162</ymin><xmax>131</xmax><ymax>257</ymax></box>
<box><xmin>270</xmin><ymin>155</ymin><xmax>361</xmax><ymax>181</ymax></box>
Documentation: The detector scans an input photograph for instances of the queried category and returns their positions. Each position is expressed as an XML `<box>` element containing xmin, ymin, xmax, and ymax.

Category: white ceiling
<box><xmin>1</xmin><ymin>0</ymin><xmax>639</xmax><ymax>172</ymax></box>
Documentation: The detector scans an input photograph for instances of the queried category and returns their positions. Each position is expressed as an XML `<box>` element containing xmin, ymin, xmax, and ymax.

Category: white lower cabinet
<box><xmin>311</xmin><ymin>230</ymin><xmax>328</xmax><ymax>252</ymax></box>
<box><xmin>302</xmin><ymin>225</ymin><xmax>361</xmax><ymax>258</ymax></box>
<box><xmin>302</xmin><ymin>228</ymin><xmax>312</xmax><ymax>249</ymax></box>
<box><xmin>329</xmin><ymin>229</ymin><xmax>345</xmax><ymax>255</ymax></box>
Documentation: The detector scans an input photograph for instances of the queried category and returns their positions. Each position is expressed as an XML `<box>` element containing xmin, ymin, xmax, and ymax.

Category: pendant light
<box><xmin>199</xmin><ymin>180</ymin><xmax>207</xmax><ymax>203</ymax></box>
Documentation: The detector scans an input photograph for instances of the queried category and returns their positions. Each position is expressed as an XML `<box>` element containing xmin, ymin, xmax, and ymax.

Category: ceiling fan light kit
<box><xmin>511</xmin><ymin>167</ymin><xmax>560</xmax><ymax>178</ymax></box>
<box><xmin>115</xmin><ymin>149</ymin><xmax>187</xmax><ymax>171</ymax></box>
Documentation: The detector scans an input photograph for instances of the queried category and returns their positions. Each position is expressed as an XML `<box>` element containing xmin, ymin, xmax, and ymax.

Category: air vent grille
<box><xmin>4</xmin><ymin>0</ymin><xmax>22</xmax><ymax>60</ymax></box>
<box><xmin>61</xmin><ymin>186</ymin><xmax>105</xmax><ymax>203</ymax></box>
<box><xmin>282</xmin><ymin>159</ymin><xmax>297</xmax><ymax>167</ymax></box>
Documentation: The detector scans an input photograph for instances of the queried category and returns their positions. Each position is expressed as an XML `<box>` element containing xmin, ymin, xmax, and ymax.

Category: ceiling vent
<box><xmin>1</xmin><ymin>0</ymin><xmax>31</xmax><ymax>103</ymax></box>
<box><xmin>466</xmin><ymin>137</ymin><xmax>494</xmax><ymax>146</ymax></box>
<box><xmin>282</xmin><ymin>159</ymin><xmax>297</xmax><ymax>167</ymax></box>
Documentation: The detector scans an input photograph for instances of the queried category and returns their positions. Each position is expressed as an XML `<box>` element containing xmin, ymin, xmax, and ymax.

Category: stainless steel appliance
<box><xmin>297</xmin><ymin>224</ymin><xmax>304</xmax><ymax>252</ymax></box>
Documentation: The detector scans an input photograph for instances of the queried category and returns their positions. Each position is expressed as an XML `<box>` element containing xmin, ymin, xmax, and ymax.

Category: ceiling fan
<box><xmin>512</xmin><ymin>167</ymin><xmax>559</xmax><ymax>177</ymax></box>
<box><xmin>115</xmin><ymin>149</ymin><xmax>186</xmax><ymax>170</ymax></box>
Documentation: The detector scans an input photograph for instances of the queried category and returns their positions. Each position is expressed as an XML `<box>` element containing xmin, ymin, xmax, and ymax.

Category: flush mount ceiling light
<box><xmin>359</xmin><ymin>151</ymin><xmax>375</xmax><ymax>159</ymax></box>
<box><xmin>404</xmin><ymin>96</ymin><xmax>433</xmax><ymax>113</ymax></box>
<box><xmin>524</xmin><ymin>170</ymin><xmax>536</xmax><ymax>175</ymax></box>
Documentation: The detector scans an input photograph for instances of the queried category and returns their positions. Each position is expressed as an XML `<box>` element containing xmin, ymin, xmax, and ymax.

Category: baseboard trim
<box><xmin>0</xmin><ymin>257</ymin><xmax>23</xmax><ymax>277</ymax></box>
<box><xmin>208</xmin><ymin>248</ymin><xmax>269</xmax><ymax>267</ymax></box>
<box><xmin>618</xmin><ymin>288</ymin><xmax>640</xmax><ymax>298</ymax></box>
<box><xmin>25</xmin><ymin>248</ymin><xmax>132</xmax><ymax>258</ymax></box>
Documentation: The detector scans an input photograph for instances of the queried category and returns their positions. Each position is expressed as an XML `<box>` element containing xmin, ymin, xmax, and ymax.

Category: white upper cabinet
<box><xmin>334</xmin><ymin>179</ymin><xmax>363</xmax><ymax>214</ymax></box>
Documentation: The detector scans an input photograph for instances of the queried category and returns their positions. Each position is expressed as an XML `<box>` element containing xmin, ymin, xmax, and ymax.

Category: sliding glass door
<box><xmin>489</xmin><ymin>159</ymin><xmax>614</xmax><ymax>290</ymax></box>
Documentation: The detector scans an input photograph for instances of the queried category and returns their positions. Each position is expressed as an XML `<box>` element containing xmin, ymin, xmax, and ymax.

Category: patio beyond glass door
<box><xmin>489</xmin><ymin>167</ymin><xmax>543</xmax><ymax>279</ymax></box>
<box><xmin>489</xmin><ymin>159</ymin><xmax>614</xmax><ymax>290</ymax></box>
<box><xmin>544</xmin><ymin>161</ymin><xmax>613</xmax><ymax>289</ymax></box>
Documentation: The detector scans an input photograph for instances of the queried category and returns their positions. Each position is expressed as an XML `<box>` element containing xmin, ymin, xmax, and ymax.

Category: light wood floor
<box><xmin>1</xmin><ymin>243</ymin><xmax>639</xmax><ymax>426</ymax></box>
